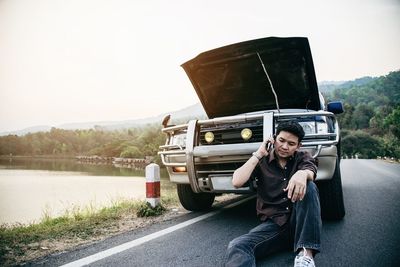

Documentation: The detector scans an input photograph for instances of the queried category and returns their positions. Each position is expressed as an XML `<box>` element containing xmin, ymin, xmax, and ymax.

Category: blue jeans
<box><xmin>225</xmin><ymin>181</ymin><xmax>322</xmax><ymax>267</ymax></box>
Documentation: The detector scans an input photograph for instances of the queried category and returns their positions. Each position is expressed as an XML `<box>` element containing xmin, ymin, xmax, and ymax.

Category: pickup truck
<box><xmin>158</xmin><ymin>37</ymin><xmax>345</xmax><ymax>220</ymax></box>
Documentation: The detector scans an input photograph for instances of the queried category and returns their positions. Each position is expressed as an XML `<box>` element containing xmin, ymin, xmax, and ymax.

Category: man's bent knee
<box><xmin>227</xmin><ymin>236</ymin><xmax>245</xmax><ymax>251</ymax></box>
<box><xmin>297</xmin><ymin>181</ymin><xmax>320</xmax><ymax>206</ymax></box>
<box><xmin>306</xmin><ymin>181</ymin><xmax>319</xmax><ymax>196</ymax></box>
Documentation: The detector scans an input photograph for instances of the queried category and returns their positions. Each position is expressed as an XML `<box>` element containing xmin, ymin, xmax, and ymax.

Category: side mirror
<box><xmin>327</xmin><ymin>101</ymin><xmax>344</xmax><ymax>114</ymax></box>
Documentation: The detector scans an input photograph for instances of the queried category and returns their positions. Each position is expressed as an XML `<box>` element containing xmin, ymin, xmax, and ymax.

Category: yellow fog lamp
<box><xmin>204</xmin><ymin>131</ymin><xmax>215</xmax><ymax>143</ymax></box>
<box><xmin>241</xmin><ymin>128</ymin><xmax>252</xmax><ymax>141</ymax></box>
<box><xmin>172</xmin><ymin>166</ymin><xmax>187</xmax><ymax>173</ymax></box>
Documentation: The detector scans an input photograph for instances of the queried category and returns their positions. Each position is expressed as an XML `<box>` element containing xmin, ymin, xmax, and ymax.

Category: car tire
<box><xmin>177</xmin><ymin>184</ymin><xmax>215</xmax><ymax>211</ymax></box>
<box><xmin>317</xmin><ymin>158</ymin><xmax>345</xmax><ymax>220</ymax></box>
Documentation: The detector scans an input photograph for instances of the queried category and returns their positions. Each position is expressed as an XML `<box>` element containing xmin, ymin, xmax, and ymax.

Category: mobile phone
<box><xmin>265</xmin><ymin>141</ymin><xmax>273</xmax><ymax>152</ymax></box>
<box><xmin>265</xmin><ymin>135</ymin><xmax>275</xmax><ymax>152</ymax></box>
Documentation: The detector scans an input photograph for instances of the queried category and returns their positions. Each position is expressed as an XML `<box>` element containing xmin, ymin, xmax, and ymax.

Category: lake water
<box><xmin>0</xmin><ymin>158</ymin><xmax>173</xmax><ymax>225</ymax></box>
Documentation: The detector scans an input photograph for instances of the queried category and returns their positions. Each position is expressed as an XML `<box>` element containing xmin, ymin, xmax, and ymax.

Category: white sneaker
<box><xmin>294</xmin><ymin>247</ymin><xmax>315</xmax><ymax>267</ymax></box>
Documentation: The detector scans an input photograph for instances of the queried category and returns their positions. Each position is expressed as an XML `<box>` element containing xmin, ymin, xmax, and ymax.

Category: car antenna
<box><xmin>256</xmin><ymin>52</ymin><xmax>280</xmax><ymax>114</ymax></box>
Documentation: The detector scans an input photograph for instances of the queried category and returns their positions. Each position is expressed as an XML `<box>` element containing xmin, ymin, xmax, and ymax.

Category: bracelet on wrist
<box><xmin>252</xmin><ymin>152</ymin><xmax>262</xmax><ymax>160</ymax></box>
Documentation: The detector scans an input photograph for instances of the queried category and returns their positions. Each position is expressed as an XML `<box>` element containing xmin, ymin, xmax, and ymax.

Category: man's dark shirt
<box><xmin>252</xmin><ymin>149</ymin><xmax>317</xmax><ymax>226</ymax></box>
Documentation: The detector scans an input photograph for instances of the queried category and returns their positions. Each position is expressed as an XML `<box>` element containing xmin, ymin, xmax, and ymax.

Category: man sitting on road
<box><xmin>225</xmin><ymin>121</ymin><xmax>322</xmax><ymax>267</ymax></box>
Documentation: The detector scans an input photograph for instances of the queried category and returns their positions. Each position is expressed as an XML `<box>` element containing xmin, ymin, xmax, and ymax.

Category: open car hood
<box><xmin>181</xmin><ymin>37</ymin><xmax>321</xmax><ymax>119</ymax></box>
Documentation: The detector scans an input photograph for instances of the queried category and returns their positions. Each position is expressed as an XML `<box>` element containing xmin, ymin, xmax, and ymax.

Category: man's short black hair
<box><xmin>276</xmin><ymin>121</ymin><xmax>305</xmax><ymax>142</ymax></box>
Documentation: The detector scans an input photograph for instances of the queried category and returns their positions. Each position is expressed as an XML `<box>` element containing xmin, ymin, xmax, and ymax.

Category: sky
<box><xmin>0</xmin><ymin>0</ymin><xmax>399</xmax><ymax>132</ymax></box>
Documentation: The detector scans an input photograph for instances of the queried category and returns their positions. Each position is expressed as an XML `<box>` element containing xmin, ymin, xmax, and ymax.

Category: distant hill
<box><xmin>0</xmin><ymin>103</ymin><xmax>206</xmax><ymax>136</ymax></box>
<box><xmin>318</xmin><ymin>76</ymin><xmax>376</xmax><ymax>94</ymax></box>
<box><xmin>336</xmin><ymin>76</ymin><xmax>375</xmax><ymax>89</ymax></box>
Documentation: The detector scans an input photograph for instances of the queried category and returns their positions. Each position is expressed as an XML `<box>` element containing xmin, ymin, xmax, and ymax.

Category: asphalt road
<box><xmin>31</xmin><ymin>159</ymin><xmax>400</xmax><ymax>267</ymax></box>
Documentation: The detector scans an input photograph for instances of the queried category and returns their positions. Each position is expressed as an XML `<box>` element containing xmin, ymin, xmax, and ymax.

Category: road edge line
<box><xmin>59</xmin><ymin>195</ymin><xmax>255</xmax><ymax>267</ymax></box>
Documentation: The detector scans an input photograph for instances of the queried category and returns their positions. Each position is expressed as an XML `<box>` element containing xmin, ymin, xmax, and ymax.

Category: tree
<box><xmin>384</xmin><ymin>106</ymin><xmax>400</xmax><ymax>139</ymax></box>
<box><xmin>337</xmin><ymin>103</ymin><xmax>354</xmax><ymax>129</ymax></box>
<box><xmin>341</xmin><ymin>131</ymin><xmax>382</xmax><ymax>159</ymax></box>
<box><xmin>120</xmin><ymin>146</ymin><xmax>142</xmax><ymax>158</ymax></box>
<box><xmin>351</xmin><ymin>104</ymin><xmax>374</xmax><ymax>130</ymax></box>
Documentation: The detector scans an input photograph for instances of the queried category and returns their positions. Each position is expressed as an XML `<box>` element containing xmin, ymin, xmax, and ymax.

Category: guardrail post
<box><xmin>145</xmin><ymin>163</ymin><xmax>160</xmax><ymax>207</ymax></box>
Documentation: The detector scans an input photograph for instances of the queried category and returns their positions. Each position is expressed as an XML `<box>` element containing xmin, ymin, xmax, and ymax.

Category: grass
<box><xmin>0</xmin><ymin>194</ymin><xmax>180</xmax><ymax>266</ymax></box>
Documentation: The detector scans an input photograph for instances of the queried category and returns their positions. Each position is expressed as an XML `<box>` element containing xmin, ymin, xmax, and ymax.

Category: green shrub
<box><xmin>136</xmin><ymin>202</ymin><xmax>166</xmax><ymax>217</ymax></box>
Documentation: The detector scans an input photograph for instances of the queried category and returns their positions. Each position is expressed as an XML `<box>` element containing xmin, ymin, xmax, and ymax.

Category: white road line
<box><xmin>60</xmin><ymin>195</ymin><xmax>255</xmax><ymax>267</ymax></box>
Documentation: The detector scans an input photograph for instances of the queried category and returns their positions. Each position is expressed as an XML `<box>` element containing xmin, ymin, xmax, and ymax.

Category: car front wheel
<box><xmin>177</xmin><ymin>184</ymin><xmax>215</xmax><ymax>211</ymax></box>
<box><xmin>317</xmin><ymin>158</ymin><xmax>345</xmax><ymax>220</ymax></box>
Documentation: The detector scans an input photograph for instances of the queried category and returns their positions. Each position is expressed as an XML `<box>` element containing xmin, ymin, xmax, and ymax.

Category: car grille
<box><xmin>199</xmin><ymin>122</ymin><xmax>263</xmax><ymax>145</ymax></box>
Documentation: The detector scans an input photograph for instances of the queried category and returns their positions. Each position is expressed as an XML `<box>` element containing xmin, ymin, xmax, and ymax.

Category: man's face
<box><xmin>274</xmin><ymin>131</ymin><xmax>301</xmax><ymax>159</ymax></box>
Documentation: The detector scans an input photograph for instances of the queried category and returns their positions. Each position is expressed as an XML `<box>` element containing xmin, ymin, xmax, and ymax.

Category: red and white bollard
<box><xmin>145</xmin><ymin>163</ymin><xmax>160</xmax><ymax>207</ymax></box>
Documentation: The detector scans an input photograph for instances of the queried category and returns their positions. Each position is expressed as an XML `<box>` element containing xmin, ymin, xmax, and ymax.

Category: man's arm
<box><xmin>284</xmin><ymin>152</ymin><xmax>317</xmax><ymax>202</ymax></box>
<box><xmin>232</xmin><ymin>154</ymin><xmax>259</xmax><ymax>188</ymax></box>
<box><xmin>232</xmin><ymin>138</ymin><xmax>273</xmax><ymax>188</ymax></box>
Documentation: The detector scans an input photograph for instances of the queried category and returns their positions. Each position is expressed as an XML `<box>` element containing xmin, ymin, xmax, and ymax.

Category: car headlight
<box><xmin>299</xmin><ymin>122</ymin><xmax>315</xmax><ymax>134</ymax></box>
<box><xmin>171</xmin><ymin>134</ymin><xmax>186</xmax><ymax>147</ymax></box>
<box><xmin>316</xmin><ymin>122</ymin><xmax>328</xmax><ymax>133</ymax></box>
<box><xmin>298</xmin><ymin>121</ymin><xmax>329</xmax><ymax>135</ymax></box>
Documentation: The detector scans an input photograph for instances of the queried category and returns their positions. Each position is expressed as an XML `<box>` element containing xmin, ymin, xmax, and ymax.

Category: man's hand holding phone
<box><xmin>265</xmin><ymin>140</ymin><xmax>273</xmax><ymax>153</ymax></box>
<box><xmin>253</xmin><ymin>136</ymin><xmax>274</xmax><ymax>160</ymax></box>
